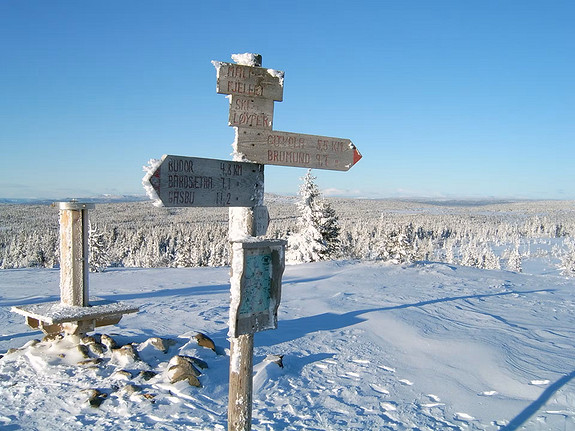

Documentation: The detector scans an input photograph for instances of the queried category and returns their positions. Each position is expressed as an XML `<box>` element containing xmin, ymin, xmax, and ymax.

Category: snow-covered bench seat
<box><xmin>11</xmin><ymin>298</ymin><xmax>139</xmax><ymax>335</ymax></box>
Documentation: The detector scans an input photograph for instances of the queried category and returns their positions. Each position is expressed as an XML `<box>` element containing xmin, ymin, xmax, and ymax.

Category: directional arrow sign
<box><xmin>213</xmin><ymin>61</ymin><xmax>284</xmax><ymax>101</ymax></box>
<box><xmin>143</xmin><ymin>155</ymin><xmax>264</xmax><ymax>207</ymax></box>
<box><xmin>235</xmin><ymin>128</ymin><xmax>362</xmax><ymax>171</ymax></box>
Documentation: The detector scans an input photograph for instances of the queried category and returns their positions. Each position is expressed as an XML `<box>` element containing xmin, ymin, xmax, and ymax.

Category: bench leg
<box><xmin>61</xmin><ymin>320</ymin><xmax>96</xmax><ymax>336</ymax></box>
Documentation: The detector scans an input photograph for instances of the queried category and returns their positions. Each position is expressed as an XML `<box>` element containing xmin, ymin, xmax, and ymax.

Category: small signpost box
<box><xmin>143</xmin><ymin>53</ymin><xmax>361</xmax><ymax>431</ymax></box>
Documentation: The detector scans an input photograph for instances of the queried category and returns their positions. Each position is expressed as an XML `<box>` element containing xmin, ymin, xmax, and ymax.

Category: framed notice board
<box><xmin>229</xmin><ymin>239</ymin><xmax>286</xmax><ymax>337</ymax></box>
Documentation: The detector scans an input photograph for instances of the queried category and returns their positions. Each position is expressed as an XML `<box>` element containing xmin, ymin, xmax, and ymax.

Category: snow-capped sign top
<box><xmin>230</xmin><ymin>53</ymin><xmax>262</xmax><ymax>67</ymax></box>
<box><xmin>213</xmin><ymin>61</ymin><xmax>284</xmax><ymax>102</ymax></box>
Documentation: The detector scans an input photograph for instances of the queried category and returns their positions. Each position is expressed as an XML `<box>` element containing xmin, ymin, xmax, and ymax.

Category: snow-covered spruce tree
<box><xmin>286</xmin><ymin>169</ymin><xmax>340</xmax><ymax>263</ymax></box>
<box><xmin>89</xmin><ymin>222</ymin><xmax>110</xmax><ymax>272</ymax></box>
<box><xmin>558</xmin><ymin>237</ymin><xmax>575</xmax><ymax>277</ymax></box>
<box><xmin>504</xmin><ymin>239</ymin><xmax>522</xmax><ymax>273</ymax></box>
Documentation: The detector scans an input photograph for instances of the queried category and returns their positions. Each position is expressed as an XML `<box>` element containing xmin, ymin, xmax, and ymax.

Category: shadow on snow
<box><xmin>256</xmin><ymin>288</ymin><xmax>554</xmax><ymax>348</ymax></box>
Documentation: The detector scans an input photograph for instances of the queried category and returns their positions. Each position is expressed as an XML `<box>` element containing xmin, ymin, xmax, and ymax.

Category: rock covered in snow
<box><xmin>112</xmin><ymin>344</ymin><xmax>140</xmax><ymax>362</ymax></box>
<box><xmin>100</xmin><ymin>334</ymin><xmax>118</xmax><ymax>350</ymax></box>
<box><xmin>193</xmin><ymin>332</ymin><xmax>216</xmax><ymax>352</ymax></box>
<box><xmin>83</xmin><ymin>388</ymin><xmax>107</xmax><ymax>408</ymax></box>
<box><xmin>167</xmin><ymin>355</ymin><xmax>203</xmax><ymax>386</ymax></box>
<box><xmin>145</xmin><ymin>336</ymin><xmax>176</xmax><ymax>353</ymax></box>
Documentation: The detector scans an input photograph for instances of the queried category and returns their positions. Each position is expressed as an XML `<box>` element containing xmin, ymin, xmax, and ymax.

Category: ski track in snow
<box><xmin>1</xmin><ymin>261</ymin><xmax>575</xmax><ymax>430</ymax></box>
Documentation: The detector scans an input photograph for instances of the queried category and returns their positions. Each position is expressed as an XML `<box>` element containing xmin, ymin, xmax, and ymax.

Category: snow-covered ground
<box><xmin>1</xmin><ymin>260</ymin><xmax>574</xmax><ymax>430</ymax></box>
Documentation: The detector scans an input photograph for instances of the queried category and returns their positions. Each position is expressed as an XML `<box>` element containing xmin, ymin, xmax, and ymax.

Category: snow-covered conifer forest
<box><xmin>2</xmin><ymin>197</ymin><xmax>575</xmax><ymax>429</ymax></box>
<box><xmin>1</xmin><ymin>197</ymin><xmax>574</xmax><ymax>276</ymax></box>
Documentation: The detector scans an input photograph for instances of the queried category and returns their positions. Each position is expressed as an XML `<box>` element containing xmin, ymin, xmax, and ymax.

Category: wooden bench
<box><xmin>12</xmin><ymin>298</ymin><xmax>139</xmax><ymax>335</ymax></box>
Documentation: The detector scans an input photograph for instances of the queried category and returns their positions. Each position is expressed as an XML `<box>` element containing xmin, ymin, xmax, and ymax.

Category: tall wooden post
<box><xmin>227</xmin><ymin>53</ymin><xmax>262</xmax><ymax>431</ymax></box>
<box><xmin>58</xmin><ymin>201</ymin><xmax>94</xmax><ymax>307</ymax></box>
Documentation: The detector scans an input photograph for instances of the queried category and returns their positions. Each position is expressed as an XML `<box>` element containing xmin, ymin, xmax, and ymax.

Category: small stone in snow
<box><xmin>23</xmin><ymin>339</ymin><xmax>40</xmax><ymax>348</ymax></box>
<box><xmin>168</xmin><ymin>356</ymin><xmax>202</xmax><ymax>386</ymax></box>
<box><xmin>141</xmin><ymin>393</ymin><xmax>156</xmax><ymax>401</ymax></box>
<box><xmin>138</xmin><ymin>370</ymin><xmax>158</xmax><ymax>381</ymax></box>
<box><xmin>112</xmin><ymin>370</ymin><xmax>133</xmax><ymax>380</ymax></box>
<box><xmin>76</xmin><ymin>344</ymin><xmax>90</xmax><ymax>358</ymax></box>
<box><xmin>100</xmin><ymin>334</ymin><xmax>118</xmax><ymax>350</ymax></box>
<box><xmin>78</xmin><ymin>358</ymin><xmax>103</xmax><ymax>367</ymax></box>
<box><xmin>147</xmin><ymin>337</ymin><xmax>174</xmax><ymax>353</ymax></box>
<box><xmin>81</xmin><ymin>335</ymin><xmax>97</xmax><ymax>345</ymax></box>
<box><xmin>121</xmin><ymin>384</ymin><xmax>142</xmax><ymax>395</ymax></box>
<box><xmin>42</xmin><ymin>333</ymin><xmax>64</xmax><ymax>342</ymax></box>
<box><xmin>83</xmin><ymin>389</ymin><xmax>107</xmax><ymax>408</ymax></box>
<box><xmin>194</xmin><ymin>333</ymin><xmax>216</xmax><ymax>352</ymax></box>
<box><xmin>169</xmin><ymin>355</ymin><xmax>202</xmax><ymax>377</ymax></box>
<box><xmin>113</xmin><ymin>344</ymin><xmax>140</xmax><ymax>361</ymax></box>
<box><xmin>265</xmin><ymin>354</ymin><xmax>284</xmax><ymax>368</ymax></box>
<box><xmin>87</xmin><ymin>342</ymin><xmax>106</xmax><ymax>357</ymax></box>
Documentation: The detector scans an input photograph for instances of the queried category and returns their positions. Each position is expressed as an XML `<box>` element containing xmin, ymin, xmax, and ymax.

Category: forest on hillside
<box><xmin>1</xmin><ymin>196</ymin><xmax>575</xmax><ymax>276</ymax></box>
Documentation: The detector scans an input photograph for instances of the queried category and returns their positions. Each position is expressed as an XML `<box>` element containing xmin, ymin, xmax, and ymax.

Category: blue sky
<box><xmin>1</xmin><ymin>0</ymin><xmax>573</xmax><ymax>200</ymax></box>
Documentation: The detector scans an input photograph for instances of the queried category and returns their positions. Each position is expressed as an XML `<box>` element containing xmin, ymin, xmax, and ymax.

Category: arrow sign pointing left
<box><xmin>143</xmin><ymin>155</ymin><xmax>264</xmax><ymax>207</ymax></box>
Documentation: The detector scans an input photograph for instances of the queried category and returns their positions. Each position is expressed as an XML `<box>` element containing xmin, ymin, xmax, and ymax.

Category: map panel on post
<box><xmin>144</xmin><ymin>155</ymin><xmax>264</xmax><ymax>207</ymax></box>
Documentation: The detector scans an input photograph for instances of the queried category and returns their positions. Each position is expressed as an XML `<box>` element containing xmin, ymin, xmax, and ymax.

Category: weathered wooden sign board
<box><xmin>229</xmin><ymin>240</ymin><xmax>286</xmax><ymax>337</ymax></box>
<box><xmin>236</xmin><ymin>127</ymin><xmax>362</xmax><ymax>171</ymax></box>
<box><xmin>213</xmin><ymin>61</ymin><xmax>284</xmax><ymax>101</ymax></box>
<box><xmin>143</xmin><ymin>155</ymin><xmax>264</xmax><ymax>207</ymax></box>
<box><xmin>228</xmin><ymin>95</ymin><xmax>274</xmax><ymax>130</ymax></box>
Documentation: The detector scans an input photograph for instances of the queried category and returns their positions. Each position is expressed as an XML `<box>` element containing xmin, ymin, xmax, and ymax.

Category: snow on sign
<box><xmin>213</xmin><ymin>61</ymin><xmax>284</xmax><ymax>102</ymax></box>
<box><xmin>236</xmin><ymin>127</ymin><xmax>362</xmax><ymax>171</ymax></box>
<box><xmin>229</xmin><ymin>239</ymin><xmax>286</xmax><ymax>337</ymax></box>
<box><xmin>143</xmin><ymin>155</ymin><xmax>264</xmax><ymax>208</ymax></box>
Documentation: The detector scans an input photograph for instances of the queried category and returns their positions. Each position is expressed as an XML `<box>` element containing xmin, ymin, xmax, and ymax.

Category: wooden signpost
<box><xmin>228</xmin><ymin>96</ymin><xmax>274</xmax><ymax>130</ymax></box>
<box><xmin>214</xmin><ymin>61</ymin><xmax>284</xmax><ymax>101</ymax></box>
<box><xmin>236</xmin><ymin>128</ymin><xmax>362</xmax><ymax>171</ymax></box>
<box><xmin>144</xmin><ymin>53</ymin><xmax>361</xmax><ymax>431</ymax></box>
<box><xmin>144</xmin><ymin>155</ymin><xmax>264</xmax><ymax>208</ymax></box>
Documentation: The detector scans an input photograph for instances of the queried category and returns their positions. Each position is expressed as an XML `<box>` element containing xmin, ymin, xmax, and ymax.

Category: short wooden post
<box><xmin>11</xmin><ymin>201</ymin><xmax>139</xmax><ymax>335</ymax></box>
<box><xmin>58</xmin><ymin>201</ymin><xmax>94</xmax><ymax>306</ymax></box>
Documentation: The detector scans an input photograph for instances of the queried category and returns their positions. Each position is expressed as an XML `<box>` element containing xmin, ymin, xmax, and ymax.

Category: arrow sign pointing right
<box><xmin>236</xmin><ymin>128</ymin><xmax>362</xmax><ymax>171</ymax></box>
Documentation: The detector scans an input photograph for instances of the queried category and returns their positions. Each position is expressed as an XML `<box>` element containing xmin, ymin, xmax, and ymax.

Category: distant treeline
<box><xmin>1</xmin><ymin>197</ymin><xmax>574</xmax><ymax>275</ymax></box>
